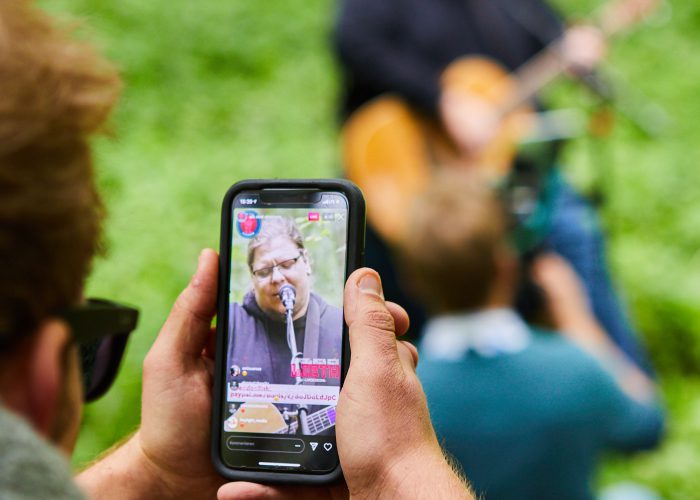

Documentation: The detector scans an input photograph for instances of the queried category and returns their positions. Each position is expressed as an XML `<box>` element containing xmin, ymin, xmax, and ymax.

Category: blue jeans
<box><xmin>545</xmin><ymin>173</ymin><xmax>653</xmax><ymax>374</ymax></box>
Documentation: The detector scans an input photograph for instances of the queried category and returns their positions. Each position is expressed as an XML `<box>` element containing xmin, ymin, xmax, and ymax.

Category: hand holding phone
<box><xmin>80</xmin><ymin>249</ymin><xmax>225</xmax><ymax>499</ymax></box>
<box><xmin>218</xmin><ymin>269</ymin><xmax>472</xmax><ymax>498</ymax></box>
<box><xmin>211</xmin><ymin>179</ymin><xmax>364</xmax><ymax>484</ymax></box>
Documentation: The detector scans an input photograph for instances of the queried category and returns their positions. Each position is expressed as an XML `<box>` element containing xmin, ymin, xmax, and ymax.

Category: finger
<box><xmin>202</xmin><ymin>356</ymin><xmax>215</xmax><ymax>379</ymax></box>
<box><xmin>217</xmin><ymin>482</ymin><xmax>285</xmax><ymax>499</ymax></box>
<box><xmin>398</xmin><ymin>340</ymin><xmax>419</xmax><ymax>372</ymax></box>
<box><xmin>386</xmin><ymin>301</ymin><xmax>410</xmax><ymax>337</ymax></box>
<box><xmin>157</xmin><ymin>248</ymin><xmax>219</xmax><ymax>358</ymax></box>
<box><xmin>203</xmin><ymin>326</ymin><xmax>217</xmax><ymax>360</ymax></box>
<box><xmin>344</xmin><ymin>268</ymin><xmax>400</xmax><ymax>364</ymax></box>
<box><xmin>217</xmin><ymin>482</ymin><xmax>339</xmax><ymax>500</ymax></box>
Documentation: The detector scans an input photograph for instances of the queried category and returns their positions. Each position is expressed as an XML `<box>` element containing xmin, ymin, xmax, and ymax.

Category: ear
<box><xmin>25</xmin><ymin>319</ymin><xmax>71</xmax><ymax>438</ymax></box>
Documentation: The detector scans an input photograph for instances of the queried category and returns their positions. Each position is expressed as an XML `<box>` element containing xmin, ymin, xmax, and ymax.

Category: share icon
<box><xmin>310</xmin><ymin>442</ymin><xmax>318</xmax><ymax>451</ymax></box>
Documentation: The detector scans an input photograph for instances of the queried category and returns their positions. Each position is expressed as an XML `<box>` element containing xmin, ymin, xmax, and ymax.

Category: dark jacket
<box><xmin>227</xmin><ymin>291</ymin><xmax>343</xmax><ymax>386</ymax></box>
<box><xmin>335</xmin><ymin>0</ymin><xmax>563</xmax><ymax>118</ymax></box>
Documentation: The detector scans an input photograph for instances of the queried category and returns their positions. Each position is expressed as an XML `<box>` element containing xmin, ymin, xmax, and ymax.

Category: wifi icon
<box><xmin>310</xmin><ymin>442</ymin><xmax>318</xmax><ymax>451</ymax></box>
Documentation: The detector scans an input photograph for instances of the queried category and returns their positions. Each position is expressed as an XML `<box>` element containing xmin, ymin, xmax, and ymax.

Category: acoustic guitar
<box><xmin>225</xmin><ymin>402</ymin><xmax>337</xmax><ymax>435</ymax></box>
<box><xmin>342</xmin><ymin>0</ymin><xmax>659</xmax><ymax>245</ymax></box>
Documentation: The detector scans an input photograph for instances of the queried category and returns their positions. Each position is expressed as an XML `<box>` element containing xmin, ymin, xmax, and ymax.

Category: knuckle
<box><xmin>398</xmin><ymin>342</ymin><xmax>418</xmax><ymax>368</ymax></box>
<box><xmin>361</xmin><ymin>307</ymin><xmax>396</xmax><ymax>334</ymax></box>
<box><xmin>173</xmin><ymin>290</ymin><xmax>211</xmax><ymax>327</ymax></box>
<box><xmin>392</xmin><ymin>373</ymin><xmax>425</xmax><ymax>409</ymax></box>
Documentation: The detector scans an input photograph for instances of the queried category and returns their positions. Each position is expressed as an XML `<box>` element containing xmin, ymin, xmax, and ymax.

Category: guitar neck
<box><xmin>499</xmin><ymin>0</ymin><xmax>658</xmax><ymax>116</ymax></box>
<box><xmin>283</xmin><ymin>406</ymin><xmax>337</xmax><ymax>435</ymax></box>
<box><xmin>501</xmin><ymin>43</ymin><xmax>565</xmax><ymax>116</ymax></box>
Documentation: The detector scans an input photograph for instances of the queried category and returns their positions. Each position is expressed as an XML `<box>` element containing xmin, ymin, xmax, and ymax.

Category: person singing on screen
<box><xmin>227</xmin><ymin>216</ymin><xmax>342</xmax><ymax>387</ymax></box>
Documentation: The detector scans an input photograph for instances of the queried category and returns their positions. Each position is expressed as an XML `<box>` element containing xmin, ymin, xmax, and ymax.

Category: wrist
<box><xmin>386</xmin><ymin>446</ymin><xmax>471</xmax><ymax>499</ymax></box>
<box><xmin>75</xmin><ymin>433</ymin><xmax>167</xmax><ymax>500</ymax></box>
<box><xmin>133</xmin><ymin>430</ymin><xmax>223</xmax><ymax>499</ymax></box>
<box><xmin>77</xmin><ymin>431</ymin><xmax>222</xmax><ymax>500</ymax></box>
<box><xmin>351</xmin><ymin>443</ymin><xmax>472</xmax><ymax>499</ymax></box>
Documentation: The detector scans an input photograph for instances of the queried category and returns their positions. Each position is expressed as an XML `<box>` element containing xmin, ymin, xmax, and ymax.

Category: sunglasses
<box><xmin>59</xmin><ymin>299</ymin><xmax>139</xmax><ymax>403</ymax></box>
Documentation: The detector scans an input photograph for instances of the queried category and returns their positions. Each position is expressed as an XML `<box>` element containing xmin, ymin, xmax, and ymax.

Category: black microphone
<box><xmin>278</xmin><ymin>284</ymin><xmax>296</xmax><ymax>314</ymax></box>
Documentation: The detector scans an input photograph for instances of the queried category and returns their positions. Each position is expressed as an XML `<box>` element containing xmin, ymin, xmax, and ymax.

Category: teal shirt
<box><xmin>418</xmin><ymin>329</ymin><xmax>663</xmax><ymax>500</ymax></box>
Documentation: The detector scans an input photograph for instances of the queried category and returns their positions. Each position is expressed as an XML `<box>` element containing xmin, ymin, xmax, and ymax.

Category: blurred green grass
<box><xmin>42</xmin><ymin>0</ymin><xmax>341</xmax><ymax>465</ymax></box>
<box><xmin>41</xmin><ymin>0</ymin><xmax>700</xmax><ymax>496</ymax></box>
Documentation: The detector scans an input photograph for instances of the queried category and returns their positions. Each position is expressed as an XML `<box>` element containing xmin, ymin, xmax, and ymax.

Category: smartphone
<box><xmin>211</xmin><ymin>179</ymin><xmax>365</xmax><ymax>484</ymax></box>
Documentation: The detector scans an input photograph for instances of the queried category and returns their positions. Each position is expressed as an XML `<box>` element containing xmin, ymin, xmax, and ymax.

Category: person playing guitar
<box><xmin>334</xmin><ymin>0</ymin><xmax>655</xmax><ymax>372</ymax></box>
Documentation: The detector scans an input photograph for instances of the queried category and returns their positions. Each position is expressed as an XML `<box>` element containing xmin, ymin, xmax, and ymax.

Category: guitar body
<box><xmin>342</xmin><ymin>56</ymin><xmax>533</xmax><ymax>245</ymax></box>
<box><xmin>225</xmin><ymin>402</ymin><xmax>337</xmax><ymax>435</ymax></box>
<box><xmin>441</xmin><ymin>57</ymin><xmax>534</xmax><ymax>174</ymax></box>
<box><xmin>225</xmin><ymin>402</ymin><xmax>288</xmax><ymax>433</ymax></box>
<box><xmin>342</xmin><ymin>95</ymin><xmax>432</xmax><ymax>246</ymax></box>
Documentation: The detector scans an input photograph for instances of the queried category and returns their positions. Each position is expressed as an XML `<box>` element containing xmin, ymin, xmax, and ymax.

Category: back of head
<box><xmin>0</xmin><ymin>1</ymin><xmax>121</xmax><ymax>351</ymax></box>
<box><xmin>399</xmin><ymin>171</ymin><xmax>510</xmax><ymax>314</ymax></box>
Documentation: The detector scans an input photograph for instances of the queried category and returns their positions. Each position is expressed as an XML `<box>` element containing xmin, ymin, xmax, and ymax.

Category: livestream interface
<box><xmin>221</xmin><ymin>191</ymin><xmax>348</xmax><ymax>472</ymax></box>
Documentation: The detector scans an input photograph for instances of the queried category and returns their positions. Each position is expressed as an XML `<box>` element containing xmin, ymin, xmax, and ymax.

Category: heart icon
<box><xmin>323</xmin><ymin>442</ymin><xmax>333</xmax><ymax>451</ymax></box>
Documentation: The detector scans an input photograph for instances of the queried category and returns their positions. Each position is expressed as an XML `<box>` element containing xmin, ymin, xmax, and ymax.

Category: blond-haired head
<box><xmin>0</xmin><ymin>1</ymin><xmax>121</xmax><ymax>349</ymax></box>
<box><xmin>399</xmin><ymin>171</ymin><xmax>514</xmax><ymax>313</ymax></box>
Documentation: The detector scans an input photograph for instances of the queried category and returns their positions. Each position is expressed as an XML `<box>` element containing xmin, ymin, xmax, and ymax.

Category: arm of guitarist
<box><xmin>438</xmin><ymin>90</ymin><xmax>502</xmax><ymax>158</ymax></box>
<box><xmin>334</xmin><ymin>0</ymin><xmax>444</xmax><ymax>115</ymax></box>
<box><xmin>532</xmin><ymin>254</ymin><xmax>656</xmax><ymax>405</ymax></box>
<box><xmin>437</xmin><ymin>22</ymin><xmax>606</xmax><ymax>159</ymax></box>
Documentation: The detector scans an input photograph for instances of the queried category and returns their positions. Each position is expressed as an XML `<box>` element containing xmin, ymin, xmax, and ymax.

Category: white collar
<box><xmin>421</xmin><ymin>308</ymin><xmax>531</xmax><ymax>361</ymax></box>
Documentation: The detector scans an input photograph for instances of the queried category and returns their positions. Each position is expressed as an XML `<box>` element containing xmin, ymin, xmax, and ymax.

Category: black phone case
<box><xmin>211</xmin><ymin>179</ymin><xmax>365</xmax><ymax>484</ymax></box>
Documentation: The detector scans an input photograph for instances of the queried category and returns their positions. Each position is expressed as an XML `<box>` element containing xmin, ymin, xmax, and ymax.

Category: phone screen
<box><xmin>220</xmin><ymin>190</ymin><xmax>348</xmax><ymax>473</ymax></box>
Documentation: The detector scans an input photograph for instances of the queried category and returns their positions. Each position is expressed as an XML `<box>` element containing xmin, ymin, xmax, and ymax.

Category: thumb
<box><xmin>344</xmin><ymin>268</ymin><xmax>400</xmax><ymax>366</ymax></box>
<box><xmin>156</xmin><ymin>248</ymin><xmax>219</xmax><ymax>358</ymax></box>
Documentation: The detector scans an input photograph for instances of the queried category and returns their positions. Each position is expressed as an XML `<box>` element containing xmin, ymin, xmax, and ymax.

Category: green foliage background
<box><xmin>39</xmin><ymin>0</ymin><xmax>700</xmax><ymax>496</ymax></box>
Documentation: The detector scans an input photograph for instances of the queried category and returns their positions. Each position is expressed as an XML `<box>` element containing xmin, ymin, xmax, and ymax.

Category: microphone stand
<box><xmin>282</xmin><ymin>287</ymin><xmax>310</xmax><ymax>435</ymax></box>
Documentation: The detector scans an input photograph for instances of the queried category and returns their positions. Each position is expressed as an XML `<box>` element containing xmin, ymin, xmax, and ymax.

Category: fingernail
<box><xmin>358</xmin><ymin>273</ymin><xmax>383</xmax><ymax>298</ymax></box>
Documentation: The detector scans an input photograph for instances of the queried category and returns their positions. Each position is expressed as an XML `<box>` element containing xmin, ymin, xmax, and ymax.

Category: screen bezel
<box><xmin>211</xmin><ymin>179</ymin><xmax>364</xmax><ymax>484</ymax></box>
<box><xmin>222</xmin><ymin>191</ymin><xmax>347</xmax><ymax>473</ymax></box>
